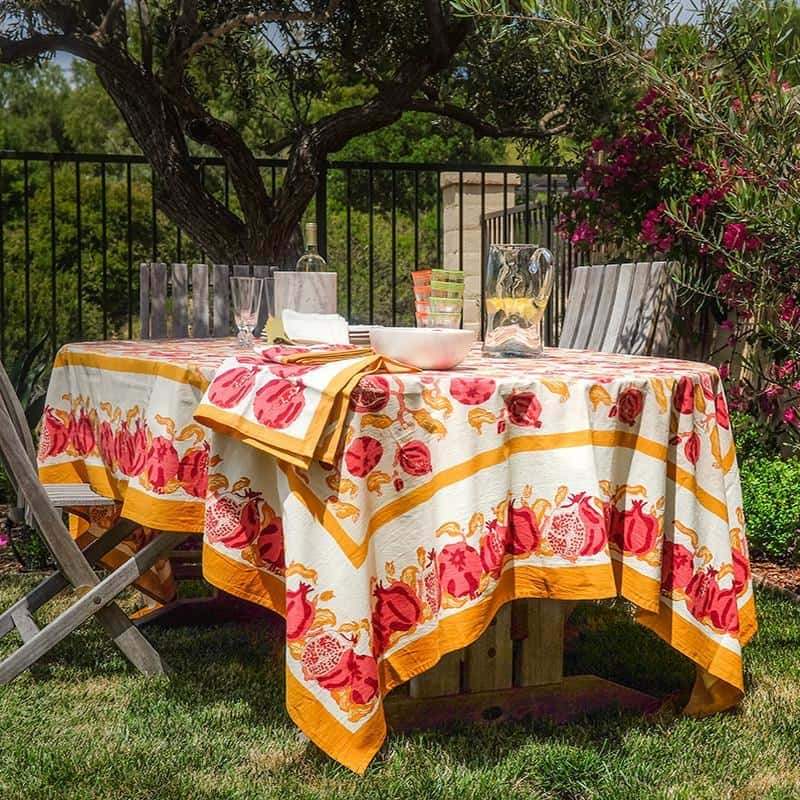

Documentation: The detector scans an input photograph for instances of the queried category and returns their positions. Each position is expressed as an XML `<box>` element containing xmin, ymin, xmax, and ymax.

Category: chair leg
<box><xmin>0</xmin><ymin>519</ymin><xmax>137</xmax><ymax>640</ymax></box>
<box><xmin>0</xmin><ymin>533</ymin><xmax>188</xmax><ymax>685</ymax></box>
<box><xmin>93</xmin><ymin>603</ymin><xmax>170</xmax><ymax>676</ymax></box>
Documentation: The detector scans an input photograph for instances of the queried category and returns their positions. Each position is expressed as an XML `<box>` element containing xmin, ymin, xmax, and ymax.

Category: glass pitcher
<box><xmin>483</xmin><ymin>244</ymin><xmax>554</xmax><ymax>357</ymax></box>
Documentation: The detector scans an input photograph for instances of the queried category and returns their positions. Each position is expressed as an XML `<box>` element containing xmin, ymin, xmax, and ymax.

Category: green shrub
<box><xmin>740</xmin><ymin>456</ymin><xmax>800</xmax><ymax>563</ymax></box>
<box><xmin>731</xmin><ymin>411</ymin><xmax>778</xmax><ymax>463</ymax></box>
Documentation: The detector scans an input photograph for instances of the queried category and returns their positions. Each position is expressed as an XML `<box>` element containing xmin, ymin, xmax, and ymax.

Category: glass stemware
<box><xmin>230</xmin><ymin>276</ymin><xmax>264</xmax><ymax>348</ymax></box>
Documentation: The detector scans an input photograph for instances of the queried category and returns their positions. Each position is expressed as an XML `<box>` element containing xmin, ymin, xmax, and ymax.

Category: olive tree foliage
<box><xmin>455</xmin><ymin>0</ymin><xmax>800</xmax><ymax>442</ymax></box>
<box><xmin>1</xmin><ymin>1</ymin><xmax>629</xmax><ymax>263</ymax></box>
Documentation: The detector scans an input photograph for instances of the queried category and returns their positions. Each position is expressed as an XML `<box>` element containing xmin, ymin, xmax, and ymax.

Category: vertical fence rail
<box><xmin>0</xmin><ymin>151</ymin><xmax>575</xmax><ymax>362</ymax></box>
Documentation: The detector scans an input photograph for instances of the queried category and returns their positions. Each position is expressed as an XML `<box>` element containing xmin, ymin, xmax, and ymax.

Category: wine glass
<box><xmin>230</xmin><ymin>276</ymin><xmax>263</xmax><ymax>348</ymax></box>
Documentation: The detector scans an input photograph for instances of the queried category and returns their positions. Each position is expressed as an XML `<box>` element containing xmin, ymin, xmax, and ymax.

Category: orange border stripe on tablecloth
<box><xmin>203</xmin><ymin>546</ymin><xmax>751</xmax><ymax>774</ymax></box>
<box><xmin>38</xmin><ymin>460</ymin><xmax>205</xmax><ymax>533</ymax></box>
<box><xmin>202</xmin><ymin>545</ymin><xmax>286</xmax><ymax>615</ymax></box>
<box><xmin>53</xmin><ymin>348</ymin><xmax>210</xmax><ymax>390</ymax></box>
<box><xmin>282</xmin><ymin>429</ymin><xmax>730</xmax><ymax>569</ymax></box>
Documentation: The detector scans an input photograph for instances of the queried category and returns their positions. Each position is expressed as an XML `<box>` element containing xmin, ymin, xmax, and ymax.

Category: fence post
<box><xmin>441</xmin><ymin>171</ymin><xmax>520</xmax><ymax>334</ymax></box>
<box><xmin>315</xmin><ymin>160</ymin><xmax>328</xmax><ymax>261</ymax></box>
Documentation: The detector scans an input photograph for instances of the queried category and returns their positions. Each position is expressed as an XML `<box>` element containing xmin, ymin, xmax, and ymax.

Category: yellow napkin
<box><xmin>196</xmin><ymin>345</ymin><xmax>416</xmax><ymax>470</ymax></box>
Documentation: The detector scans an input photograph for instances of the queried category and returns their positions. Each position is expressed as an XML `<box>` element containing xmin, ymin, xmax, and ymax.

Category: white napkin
<box><xmin>281</xmin><ymin>309</ymin><xmax>350</xmax><ymax>345</ymax></box>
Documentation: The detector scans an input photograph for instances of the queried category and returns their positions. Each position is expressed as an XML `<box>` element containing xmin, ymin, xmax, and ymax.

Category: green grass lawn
<box><xmin>0</xmin><ymin>578</ymin><xmax>798</xmax><ymax>800</ymax></box>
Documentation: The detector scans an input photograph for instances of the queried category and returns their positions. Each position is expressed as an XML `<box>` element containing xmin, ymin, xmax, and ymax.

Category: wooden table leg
<box><xmin>386</xmin><ymin>599</ymin><xmax>660</xmax><ymax>731</ymax></box>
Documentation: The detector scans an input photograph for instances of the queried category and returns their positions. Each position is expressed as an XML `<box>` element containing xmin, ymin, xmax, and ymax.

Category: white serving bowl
<box><xmin>370</xmin><ymin>326</ymin><xmax>475</xmax><ymax>370</ymax></box>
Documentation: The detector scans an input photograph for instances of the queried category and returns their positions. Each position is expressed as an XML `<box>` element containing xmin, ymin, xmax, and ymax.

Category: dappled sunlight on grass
<box><xmin>0</xmin><ymin>577</ymin><xmax>798</xmax><ymax>799</ymax></box>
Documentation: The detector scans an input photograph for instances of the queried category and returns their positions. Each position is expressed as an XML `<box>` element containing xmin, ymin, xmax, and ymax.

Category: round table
<box><xmin>39</xmin><ymin>338</ymin><xmax>756</xmax><ymax>773</ymax></box>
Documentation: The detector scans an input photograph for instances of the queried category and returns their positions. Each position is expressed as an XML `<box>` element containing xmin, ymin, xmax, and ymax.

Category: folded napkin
<box><xmin>281</xmin><ymin>309</ymin><xmax>350</xmax><ymax>345</ymax></box>
<box><xmin>195</xmin><ymin>344</ymin><xmax>416</xmax><ymax>469</ymax></box>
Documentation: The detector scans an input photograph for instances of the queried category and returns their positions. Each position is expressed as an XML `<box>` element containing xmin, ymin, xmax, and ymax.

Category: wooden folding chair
<box><xmin>139</xmin><ymin>262</ymin><xmax>272</xmax><ymax>339</ymax></box>
<box><xmin>559</xmin><ymin>261</ymin><xmax>678</xmax><ymax>355</ymax></box>
<box><xmin>0</xmin><ymin>357</ymin><xmax>189</xmax><ymax>684</ymax></box>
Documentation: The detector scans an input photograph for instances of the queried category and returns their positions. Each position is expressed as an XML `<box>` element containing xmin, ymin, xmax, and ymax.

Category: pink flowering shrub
<box><xmin>558</xmin><ymin>79</ymin><xmax>800</xmax><ymax>446</ymax></box>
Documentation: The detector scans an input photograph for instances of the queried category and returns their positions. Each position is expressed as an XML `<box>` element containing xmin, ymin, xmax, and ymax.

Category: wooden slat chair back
<box><xmin>139</xmin><ymin>263</ymin><xmax>271</xmax><ymax>339</ymax></box>
<box><xmin>558</xmin><ymin>261</ymin><xmax>677</xmax><ymax>356</ymax></box>
<box><xmin>0</xmin><ymin>357</ymin><xmax>188</xmax><ymax>683</ymax></box>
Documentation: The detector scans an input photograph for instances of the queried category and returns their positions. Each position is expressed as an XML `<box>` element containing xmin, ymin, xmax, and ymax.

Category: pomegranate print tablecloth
<box><xmin>194</xmin><ymin>344</ymin><xmax>414</xmax><ymax>469</ymax></box>
<box><xmin>38</xmin><ymin>338</ymin><xmax>756</xmax><ymax>773</ymax></box>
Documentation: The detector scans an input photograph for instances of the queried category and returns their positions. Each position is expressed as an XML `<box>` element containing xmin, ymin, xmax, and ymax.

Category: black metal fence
<box><xmin>0</xmin><ymin>150</ymin><xmax>576</xmax><ymax>366</ymax></box>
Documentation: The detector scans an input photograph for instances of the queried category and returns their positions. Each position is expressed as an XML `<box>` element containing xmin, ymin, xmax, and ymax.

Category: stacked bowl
<box><xmin>412</xmin><ymin>269</ymin><xmax>464</xmax><ymax>328</ymax></box>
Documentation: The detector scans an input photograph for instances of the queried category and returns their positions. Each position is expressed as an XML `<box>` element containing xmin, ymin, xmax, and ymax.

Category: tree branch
<box><xmin>0</xmin><ymin>33</ymin><xmax>67</xmax><ymax>63</ymax></box>
<box><xmin>92</xmin><ymin>0</ymin><xmax>125</xmax><ymax>42</ymax></box>
<box><xmin>406</xmin><ymin>98</ymin><xmax>569</xmax><ymax>138</ymax></box>
<box><xmin>161</xmin><ymin>0</ymin><xmax>199</xmax><ymax>89</ymax></box>
<box><xmin>135</xmin><ymin>0</ymin><xmax>153</xmax><ymax>72</ymax></box>
<box><xmin>184</xmin><ymin>0</ymin><xmax>343</xmax><ymax>61</ymax></box>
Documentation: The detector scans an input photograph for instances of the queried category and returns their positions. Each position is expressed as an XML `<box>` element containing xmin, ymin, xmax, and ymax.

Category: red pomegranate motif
<box><xmin>346</xmin><ymin>652</ymin><xmax>380</xmax><ymax>705</ymax></box>
<box><xmin>574</xmin><ymin>493</ymin><xmax>607</xmax><ymax>556</ymax></box>
<box><xmin>481</xmin><ymin>520</ymin><xmax>508</xmax><ymax>577</ymax></box>
<box><xmin>70</xmin><ymin>408</ymin><xmax>96</xmax><ymax>456</ymax></box>
<box><xmin>438</xmin><ymin>541</ymin><xmax>483</xmax><ymax>598</ymax></box>
<box><xmin>545</xmin><ymin>500</ymin><xmax>582</xmax><ymax>560</ymax></box>
<box><xmin>505</xmin><ymin>391</ymin><xmax>542</xmax><ymax>428</ymax></box>
<box><xmin>545</xmin><ymin>494</ymin><xmax>601</xmax><ymax>561</ymax></box>
<box><xmin>350</xmin><ymin>376</ymin><xmax>390</xmax><ymax>413</ymax></box>
<box><xmin>207</xmin><ymin>366</ymin><xmax>257</xmax><ymax>408</ymax></box>
<box><xmin>506</xmin><ymin>501</ymin><xmax>542</xmax><ymax>555</ymax></box>
<box><xmin>673</xmin><ymin>376</ymin><xmax>695</xmax><ymax>414</ymax></box>
<box><xmin>219</xmin><ymin>491</ymin><xmax>262</xmax><ymax>550</ymax></box>
<box><xmin>714</xmin><ymin>394</ymin><xmax>730</xmax><ymax>429</ymax></box>
<box><xmin>419</xmin><ymin>550</ymin><xmax>441</xmax><ymax>614</ymax></box>
<box><xmin>261</xmin><ymin>345</ymin><xmax>309</xmax><ymax>361</ymax></box>
<box><xmin>685</xmin><ymin>568</ymin><xmax>739</xmax><ymax>633</ymax></box>
<box><xmin>255</xmin><ymin>516</ymin><xmax>284</xmax><ymax>570</ymax></box>
<box><xmin>286</xmin><ymin>582</ymin><xmax>315</xmax><ymax>640</ymax></box>
<box><xmin>38</xmin><ymin>407</ymin><xmax>70</xmax><ymax>459</ymax></box>
<box><xmin>253</xmin><ymin>379</ymin><xmax>306</xmax><ymax>429</ymax></box>
<box><xmin>612</xmin><ymin>499</ymin><xmax>659</xmax><ymax>556</ymax></box>
<box><xmin>97</xmin><ymin>420</ymin><xmax>117</xmax><ymax>467</ymax></box>
<box><xmin>397</xmin><ymin>440</ymin><xmax>432</xmax><ymax>476</ymax></box>
<box><xmin>684</xmin><ymin>432</ymin><xmax>701</xmax><ymax>465</ymax></box>
<box><xmin>450</xmin><ymin>377</ymin><xmax>496</xmax><ymax>406</ymax></box>
<box><xmin>268</xmin><ymin>363</ymin><xmax>315</xmax><ymax>379</ymax></box>
<box><xmin>615</xmin><ymin>387</ymin><xmax>644</xmax><ymax>426</ymax></box>
<box><xmin>143</xmin><ymin>435</ymin><xmax>180</xmax><ymax>493</ymax></box>
<box><xmin>372</xmin><ymin>579</ymin><xmax>423</xmax><ymax>654</ymax></box>
<box><xmin>314</xmin><ymin>648</ymin><xmax>380</xmax><ymax>706</ymax></box>
<box><xmin>345</xmin><ymin>436</ymin><xmax>384</xmax><ymax>478</ymax></box>
<box><xmin>660</xmin><ymin>542</ymin><xmax>695</xmax><ymax>592</ymax></box>
<box><xmin>205</xmin><ymin>493</ymin><xmax>242</xmax><ymax>543</ymax></box>
<box><xmin>732</xmin><ymin>548</ymin><xmax>750</xmax><ymax>596</ymax></box>
<box><xmin>115</xmin><ymin>420</ymin><xmax>148</xmax><ymax>477</ymax></box>
<box><xmin>301</xmin><ymin>630</ymin><xmax>351</xmax><ymax>682</ymax></box>
<box><xmin>177</xmin><ymin>443</ymin><xmax>209</xmax><ymax>498</ymax></box>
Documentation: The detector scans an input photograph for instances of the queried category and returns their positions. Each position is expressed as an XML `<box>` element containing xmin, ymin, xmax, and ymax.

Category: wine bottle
<box><xmin>296</xmin><ymin>222</ymin><xmax>327</xmax><ymax>272</ymax></box>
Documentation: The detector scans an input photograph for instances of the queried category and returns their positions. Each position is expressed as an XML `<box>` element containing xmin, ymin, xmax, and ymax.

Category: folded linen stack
<box><xmin>195</xmin><ymin>343</ymin><xmax>415</xmax><ymax>469</ymax></box>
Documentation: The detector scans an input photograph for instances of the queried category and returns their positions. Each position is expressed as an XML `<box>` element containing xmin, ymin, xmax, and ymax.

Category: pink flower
<box><xmin>716</xmin><ymin>273</ymin><xmax>735</xmax><ymax>295</ymax></box>
<box><xmin>784</xmin><ymin>407</ymin><xmax>800</xmax><ymax>428</ymax></box>
<box><xmin>635</xmin><ymin>87</ymin><xmax>660</xmax><ymax>111</ymax></box>
<box><xmin>722</xmin><ymin>223</ymin><xmax>748</xmax><ymax>251</ymax></box>
<box><xmin>0</xmin><ymin>529</ymin><xmax>9</xmax><ymax>549</ymax></box>
<box><xmin>570</xmin><ymin>221</ymin><xmax>597</xmax><ymax>247</ymax></box>
<box><xmin>779</xmin><ymin>296</ymin><xmax>800</xmax><ymax>326</ymax></box>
